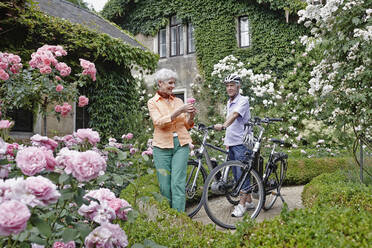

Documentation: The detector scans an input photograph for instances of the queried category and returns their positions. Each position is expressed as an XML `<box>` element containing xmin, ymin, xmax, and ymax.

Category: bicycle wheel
<box><xmin>185</xmin><ymin>160</ymin><xmax>207</xmax><ymax>217</ymax></box>
<box><xmin>263</xmin><ymin>158</ymin><xmax>287</xmax><ymax>210</ymax></box>
<box><xmin>202</xmin><ymin>161</ymin><xmax>264</xmax><ymax>229</ymax></box>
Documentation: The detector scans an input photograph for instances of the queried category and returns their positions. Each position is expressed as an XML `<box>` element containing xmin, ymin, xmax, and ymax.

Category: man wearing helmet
<box><xmin>214</xmin><ymin>74</ymin><xmax>254</xmax><ymax>217</ymax></box>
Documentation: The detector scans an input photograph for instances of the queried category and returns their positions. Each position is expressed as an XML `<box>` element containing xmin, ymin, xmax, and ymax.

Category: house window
<box><xmin>158</xmin><ymin>28</ymin><xmax>167</xmax><ymax>58</ymax></box>
<box><xmin>75</xmin><ymin>105</ymin><xmax>90</xmax><ymax>130</ymax></box>
<box><xmin>173</xmin><ymin>90</ymin><xmax>185</xmax><ymax>102</ymax></box>
<box><xmin>187</xmin><ymin>23</ymin><xmax>196</xmax><ymax>53</ymax></box>
<box><xmin>170</xmin><ymin>16</ymin><xmax>184</xmax><ymax>56</ymax></box>
<box><xmin>239</xmin><ymin>16</ymin><xmax>250</xmax><ymax>48</ymax></box>
<box><xmin>7</xmin><ymin>108</ymin><xmax>33</xmax><ymax>132</ymax></box>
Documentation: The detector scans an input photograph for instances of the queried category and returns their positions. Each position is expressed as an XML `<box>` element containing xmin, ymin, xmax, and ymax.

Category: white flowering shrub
<box><xmin>298</xmin><ymin>0</ymin><xmax>372</xmax><ymax>144</ymax></box>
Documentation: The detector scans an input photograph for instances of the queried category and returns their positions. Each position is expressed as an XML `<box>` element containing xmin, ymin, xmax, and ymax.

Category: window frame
<box><xmin>238</xmin><ymin>16</ymin><xmax>250</xmax><ymax>48</ymax></box>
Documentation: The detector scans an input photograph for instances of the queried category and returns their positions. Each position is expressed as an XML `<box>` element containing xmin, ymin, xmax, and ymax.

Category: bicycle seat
<box><xmin>270</xmin><ymin>138</ymin><xmax>285</xmax><ymax>145</ymax></box>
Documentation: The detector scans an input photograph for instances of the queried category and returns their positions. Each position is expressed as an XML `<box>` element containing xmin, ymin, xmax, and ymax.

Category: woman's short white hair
<box><xmin>154</xmin><ymin>68</ymin><xmax>178</xmax><ymax>83</ymax></box>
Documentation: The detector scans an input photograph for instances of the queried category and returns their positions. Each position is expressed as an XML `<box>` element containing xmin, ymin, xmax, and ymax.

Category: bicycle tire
<box><xmin>186</xmin><ymin>160</ymin><xmax>207</xmax><ymax>217</ymax></box>
<box><xmin>263</xmin><ymin>158</ymin><xmax>287</xmax><ymax>210</ymax></box>
<box><xmin>202</xmin><ymin>161</ymin><xmax>264</xmax><ymax>229</ymax></box>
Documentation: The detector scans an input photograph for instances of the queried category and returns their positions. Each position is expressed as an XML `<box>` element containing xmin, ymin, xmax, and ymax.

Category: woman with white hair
<box><xmin>147</xmin><ymin>68</ymin><xmax>196</xmax><ymax>212</ymax></box>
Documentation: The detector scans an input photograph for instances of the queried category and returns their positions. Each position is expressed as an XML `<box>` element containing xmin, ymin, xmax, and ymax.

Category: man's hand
<box><xmin>214</xmin><ymin>123</ymin><xmax>225</xmax><ymax>131</ymax></box>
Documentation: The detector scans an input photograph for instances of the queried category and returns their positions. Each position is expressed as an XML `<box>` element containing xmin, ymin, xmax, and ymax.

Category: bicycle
<box><xmin>186</xmin><ymin>123</ymin><xmax>229</xmax><ymax>217</ymax></box>
<box><xmin>202</xmin><ymin>117</ymin><xmax>288</xmax><ymax>229</ymax></box>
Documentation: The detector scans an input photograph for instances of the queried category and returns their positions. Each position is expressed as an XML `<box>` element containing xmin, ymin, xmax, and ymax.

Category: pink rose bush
<box><xmin>1</xmin><ymin>126</ymin><xmax>144</xmax><ymax>247</ymax></box>
<box><xmin>0</xmin><ymin>200</ymin><xmax>30</xmax><ymax>236</ymax></box>
<box><xmin>0</xmin><ymin>52</ymin><xmax>22</xmax><ymax>81</ymax></box>
<box><xmin>85</xmin><ymin>223</ymin><xmax>128</xmax><ymax>248</ymax></box>
<box><xmin>122</xmin><ymin>133</ymin><xmax>133</xmax><ymax>140</ymax></box>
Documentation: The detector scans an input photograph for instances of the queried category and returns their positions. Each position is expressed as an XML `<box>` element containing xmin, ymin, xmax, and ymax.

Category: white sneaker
<box><xmin>231</xmin><ymin>204</ymin><xmax>246</xmax><ymax>217</ymax></box>
<box><xmin>245</xmin><ymin>201</ymin><xmax>255</xmax><ymax>209</ymax></box>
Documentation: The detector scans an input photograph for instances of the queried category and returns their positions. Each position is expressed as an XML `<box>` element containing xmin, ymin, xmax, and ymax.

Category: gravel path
<box><xmin>189</xmin><ymin>185</ymin><xmax>304</xmax><ymax>230</ymax></box>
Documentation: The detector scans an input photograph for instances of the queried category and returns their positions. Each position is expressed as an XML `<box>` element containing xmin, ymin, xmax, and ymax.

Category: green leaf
<box><xmin>113</xmin><ymin>174</ymin><xmax>124</xmax><ymax>185</ymax></box>
<box><xmin>0</xmin><ymin>159</ymin><xmax>10</xmax><ymax>165</ymax></box>
<box><xmin>30</xmin><ymin>216</ymin><xmax>52</xmax><ymax>237</ymax></box>
<box><xmin>59</xmin><ymin>173</ymin><xmax>70</xmax><ymax>184</ymax></box>
<box><xmin>118</xmin><ymin>150</ymin><xmax>127</xmax><ymax>161</ymax></box>
<box><xmin>76</xmin><ymin>223</ymin><xmax>92</xmax><ymax>240</ymax></box>
<box><xmin>62</xmin><ymin>228</ymin><xmax>78</xmax><ymax>242</ymax></box>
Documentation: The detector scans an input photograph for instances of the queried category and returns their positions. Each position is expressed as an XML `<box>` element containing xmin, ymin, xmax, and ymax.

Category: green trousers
<box><xmin>153</xmin><ymin>137</ymin><xmax>189</xmax><ymax>212</ymax></box>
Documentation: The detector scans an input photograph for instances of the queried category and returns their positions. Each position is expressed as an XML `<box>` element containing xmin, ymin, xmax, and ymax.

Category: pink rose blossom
<box><xmin>69</xmin><ymin>150</ymin><xmax>106</xmax><ymax>182</ymax></box>
<box><xmin>55</xmin><ymin>105</ymin><xmax>62</xmax><ymax>113</ymax></box>
<box><xmin>129</xmin><ymin>148</ymin><xmax>136</xmax><ymax>155</ymax></box>
<box><xmin>78</xmin><ymin>95</ymin><xmax>89</xmax><ymax>107</ymax></box>
<box><xmin>79</xmin><ymin>59</ymin><xmax>96</xmax><ymax>81</ymax></box>
<box><xmin>75</xmin><ymin>128</ymin><xmax>100</xmax><ymax>146</ymax></box>
<box><xmin>39</xmin><ymin>66</ymin><xmax>52</xmax><ymax>74</ymax></box>
<box><xmin>84</xmin><ymin>188</ymin><xmax>116</xmax><ymax>203</ymax></box>
<box><xmin>0</xmin><ymin>69</ymin><xmax>9</xmax><ymax>81</ymax></box>
<box><xmin>61</xmin><ymin>102</ymin><xmax>72</xmax><ymax>117</ymax></box>
<box><xmin>0</xmin><ymin>200</ymin><xmax>31</xmax><ymax>236</ymax></box>
<box><xmin>84</xmin><ymin>223</ymin><xmax>128</xmax><ymax>248</ymax></box>
<box><xmin>55</xmin><ymin>62</ymin><xmax>71</xmax><ymax>77</ymax></box>
<box><xmin>122</xmin><ymin>133</ymin><xmax>133</xmax><ymax>140</ymax></box>
<box><xmin>56</xmin><ymin>84</ymin><xmax>64</xmax><ymax>92</ymax></box>
<box><xmin>0</xmin><ymin>167</ymin><xmax>9</xmax><ymax>179</ymax></box>
<box><xmin>25</xmin><ymin>176</ymin><xmax>60</xmax><ymax>206</ymax></box>
<box><xmin>108</xmin><ymin>198</ymin><xmax>132</xmax><ymax>220</ymax></box>
<box><xmin>6</xmin><ymin>143</ymin><xmax>19</xmax><ymax>157</ymax></box>
<box><xmin>31</xmin><ymin>134</ymin><xmax>58</xmax><ymax>151</ymax></box>
<box><xmin>187</xmin><ymin>98</ymin><xmax>196</xmax><ymax>104</ymax></box>
<box><xmin>0</xmin><ymin>120</ymin><xmax>13</xmax><ymax>129</ymax></box>
<box><xmin>55</xmin><ymin>75</ymin><xmax>62</xmax><ymax>81</ymax></box>
<box><xmin>16</xmin><ymin>147</ymin><xmax>48</xmax><ymax>176</ymax></box>
<box><xmin>53</xmin><ymin>241</ymin><xmax>75</xmax><ymax>248</ymax></box>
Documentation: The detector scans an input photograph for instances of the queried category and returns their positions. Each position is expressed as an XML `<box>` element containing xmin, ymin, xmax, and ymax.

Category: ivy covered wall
<box><xmin>0</xmin><ymin>0</ymin><xmax>158</xmax><ymax>140</ymax></box>
<box><xmin>102</xmin><ymin>0</ymin><xmax>308</xmax><ymax>118</ymax></box>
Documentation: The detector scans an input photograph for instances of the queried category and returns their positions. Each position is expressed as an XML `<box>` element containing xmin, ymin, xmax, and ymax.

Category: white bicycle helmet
<box><xmin>224</xmin><ymin>74</ymin><xmax>241</xmax><ymax>84</ymax></box>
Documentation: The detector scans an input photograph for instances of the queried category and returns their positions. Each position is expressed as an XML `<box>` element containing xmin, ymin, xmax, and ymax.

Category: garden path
<box><xmin>189</xmin><ymin>185</ymin><xmax>304</xmax><ymax>231</ymax></box>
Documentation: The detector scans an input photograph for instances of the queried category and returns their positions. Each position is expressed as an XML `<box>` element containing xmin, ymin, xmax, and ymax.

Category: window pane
<box><xmin>75</xmin><ymin>105</ymin><xmax>90</xmax><ymax>130</ymax></box>
<box><xmin>179</xmin><ymin>25</ymin><xmax>184</xmax><ymax>55</ymax></box>
<box><xmin>241</xmin><ymin>31</ymin><xmax>250</xmax><ymax>47</ymax></box>
<box><xmin>160</xmin><ymin>44</ymin><xmax>166</xmax><ymax>57</ymax></box>
<box><xmin>240</xmin><ymin>17</ymin><xmax>249</xmax><ymax>32</ymax></box>
<box><xmin>188</xmin><ymin>23</ymin><xmax>195</xmax><ymax>53</ymax></box>
<box><xmin>174</xmin><ymin>92</ymin><xmax>185</xmax><ymax>102</ymax></box>
<box><xmin>159</xmin><ymin>29</ymin><xmax>166</xmax><ymax>57</ymax></box>
<box><xmin>8</xmin><ymin>108</ymin><xmax>33</xmax><ymax>132</ymax></box>
<box><xmin>171</xmin><ymin>26</ymin><xmax>177</xmax><ymax>56</ymax></box>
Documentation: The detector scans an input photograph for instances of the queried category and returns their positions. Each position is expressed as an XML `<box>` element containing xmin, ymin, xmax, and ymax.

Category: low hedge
<box><xmin>302</xmin><ymin>170</ymin><xmax>372</xmax><ymax>212</ymax></box>
<box><xmin>119</xmin><ymin>157</ymin><xmax>370</xmax><ymax>247</ymax></box>
<box><xmin>285</xmin><ymin>157</ymin><xmax>351</xmax><ymax>185</ymax></box>
<box><xmin>230</xmin><ymin>206</ymin><xmax>372</xmax><ymax>247</ymax></box>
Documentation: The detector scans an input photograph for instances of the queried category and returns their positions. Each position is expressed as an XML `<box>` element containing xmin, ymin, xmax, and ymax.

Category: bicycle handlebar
<box><xmin>198</xmin><ymin>123</ymin><xmax>215</xmax><ymax>131</ymax></box>
<box><xmin>245</xmin><ymin>117</ymin><xmax>283</xmax><ymax>127</ymax></box>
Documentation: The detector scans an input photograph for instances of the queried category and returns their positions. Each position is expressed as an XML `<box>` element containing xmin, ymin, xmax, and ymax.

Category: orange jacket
<box><xmin>148</xmin><ymin>93</ymin><xmax>194</xmax><ymax>148</ymax></box>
